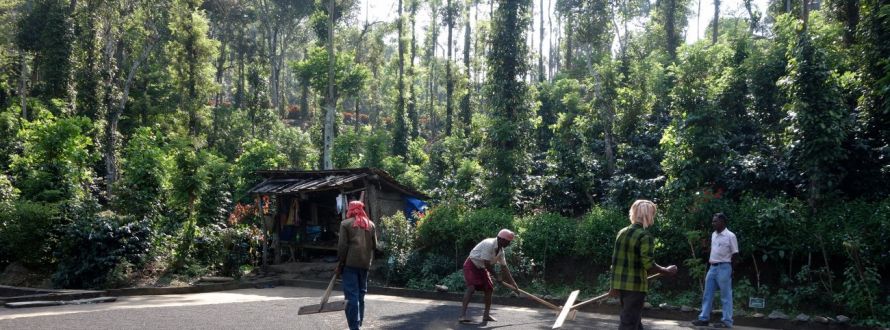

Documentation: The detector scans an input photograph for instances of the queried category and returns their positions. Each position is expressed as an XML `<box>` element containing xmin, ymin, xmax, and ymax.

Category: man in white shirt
<box><xmin>459</xmin><ymin>229</ymin><xmax>518</xmax><ymax>323</ymax></box>
<box><xmin>692</xmin><ymin>213</ymin><xmax>739</xmax><ymax>328</ymax></box>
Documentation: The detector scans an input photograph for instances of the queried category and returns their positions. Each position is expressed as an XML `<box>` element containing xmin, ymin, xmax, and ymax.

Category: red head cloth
<box><xmin>347</xmin><ymin>201</ymin><xmax>371</xmax><ymax>231</ymax></box>
<box><xmin>497</xmin><ymin>229</ymin><xmax>515</xmax><ymax>241</ymax></box>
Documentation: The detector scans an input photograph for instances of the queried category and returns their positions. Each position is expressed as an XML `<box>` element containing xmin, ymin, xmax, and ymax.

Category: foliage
<box><xmin>292</xmin><ymin>46</ymin><xmax>369</xmax><ymax>99</ymax></box>
<box><xmin>233</xmin><ymin>139</ymin><xmax>287</xmax><ymax>203</ymax></box>
<box><xmin>572</xmin><ymin>206</ymin><xmax>628</xmax><ymax>263</ymax></box>
<box><xmin>115</xmin><ymin>127</ymin><xmax>170</xmax><ymax>220</ymax></box>
<box><xmin>481</xmin><ymin>0</ymin><xmax>533</xmax><ymax>210</ymax></box>
<box><xmin>10</xmin><ymin>111</ymin><xmax>96</xmax><ymax>202</ymax></box>
<box><xmin>380</xmin><ymin>211</ymin><xmax>416</xmax><ymax>286</ymax></box>
<box><xmin>780</xmin><ymin>30</ymin><xmax>850</xmax><ymax>207</ymax></box>
<box><xmin>0</xmin><ymin>108</ymin><xmax>20</xmax><ymax>169</ymax></box>
<box><xmin>415</xmin><ymin>203</ymin><xmax>463</xmax><ymax>256</ymax></box>
<box><xmin>53</xmin><ymin>211</ymin><xmax>152</xmax><ymax>289</ymax></box>
<box><xmin>517</xmin><ymin>213</ymin><xmax>576</xmax><ymax>264</ymax></box>
<box><xmin>456</xmin><ymin>207</ymin><xmax>515</xmax><ymax>256</ymax></box>
<box><xmin>0</xmin><ymin>200</ymin><xmax>59</xmax><ymax>267</ymax></box>
<box><xmin>16</xmin><ymin>0</ymin><xmax>73</xmax><ymax>99</ymax></box>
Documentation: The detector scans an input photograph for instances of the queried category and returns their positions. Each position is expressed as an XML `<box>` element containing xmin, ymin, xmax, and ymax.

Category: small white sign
<box><xmin>749</xmin><ymin>297</ymin><xmax>765</xmax><ymax>309</ymax></box>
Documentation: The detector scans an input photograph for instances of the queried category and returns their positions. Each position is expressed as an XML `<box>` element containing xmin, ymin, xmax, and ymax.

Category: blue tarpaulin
<box><xmin>403</xmin><ymin>197</ymin><xmax>428</xmax><ymax>225</ymax></box>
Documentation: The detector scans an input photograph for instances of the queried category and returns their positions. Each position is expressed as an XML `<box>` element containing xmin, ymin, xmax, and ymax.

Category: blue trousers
<box><xmin>698</xmin><ymin>263</ymin><xmax>733</xmax><ymax>326</ymax></box>
<box><xmin>342</xmin><ymin>266</ymin><xmax>368</xmax><ymax>330</ymax></box>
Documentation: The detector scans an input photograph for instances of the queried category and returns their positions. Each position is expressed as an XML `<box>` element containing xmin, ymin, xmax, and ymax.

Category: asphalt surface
<box><xmin>0</xmin><ymin>286</ymin><xmax>771</xmax><ymax>330</ymax></box>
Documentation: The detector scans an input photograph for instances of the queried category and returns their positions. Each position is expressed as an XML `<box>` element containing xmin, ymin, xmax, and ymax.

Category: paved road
<box><xmin>0</xmin><ymin>287</ymin><xmax>769</xmax><ymax>330</ymax></box>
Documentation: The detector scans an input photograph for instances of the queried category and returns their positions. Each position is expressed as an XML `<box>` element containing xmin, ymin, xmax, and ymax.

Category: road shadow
<box><xmin>376</xmin><ymin>303</ymin><xmax>551</xmax><ymax>330</ymax></box>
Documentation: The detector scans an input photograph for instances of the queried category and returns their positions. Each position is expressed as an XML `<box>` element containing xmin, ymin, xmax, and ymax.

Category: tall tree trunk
<box><xmin>269</xmin><ymin>28</ymin><xmax>282</xmax><ymax>117</ymax></box>
<box><xmin>106</xmin><ymin>38</ymin><xmax>155</xmax><ymax>197</ymax></box>
<box><xmin>554</xmin><ymin>12</ymin><xmax>561</xmax><ymax>74</ymax></box>
<box><xmin>712</xmin><ymin>0</ymin><xmax>720</xmax><ymax>44</ymax></box>
<box><xmin>409</xmin><ymin>0</ymin><xmax>419</xmax><ymax>139</ymax></box>
<box><xmin>428</xmin><ymin>2</ymin><xmax>439</xmax><ymax>137</ymax></box>
<box><xmin>235</xmin><ymin>36</ymin><xmax>245</xmax><ymax>109</ymax></box>
<box><xmin>19</xmin><ymin>50</ymin><xmax>27</xmax><ymax>120</ymax></box>
<box><xmin>215</xmin><ymin>37</ymin><xmax>227</xmax><ymax>108</ymax></box>
<box><xmin>666</xmin><ymin>0</ymin><xmax>678</xmax><ymax>60</ymax></box>
<box><xmin>394</xmin><ymin>0</ymin><xmax>408</xmax><ymax>156</ymax></box>
<box><xmin>323</xmin><ymin>0</ymin><xmax>335</xmax><ymax>170</ymax></box>
<box><xmin>548</xmin><ymin>0</ymin><xmax>553</xmax><ymax>79</ymax></box>
<box><xmin>802</xmin><ymin>0</ymin><xmax>810</xmax><ymax>30</ymax></box>
<box><xmin>565</xmin><ymin>12</ymin><xmax>573</xmax><ymax>73</ymax></box>
<box><xmin>460</xmin><ymin>0</ymin><xmax>472</xmax><ymax>135</ymax></box>
<box><xmin>300</xmin><ymin>48</ymin><xmax>309</xmax><ymax>121</ymax></box>
<box><xmin>538</xmin><ymin>0</ymin><xmax>544</xmax><ymax>82</ymax></box>
<box><xmin>842</xmin><ymin>0</ymin><xmax>859</xmax><ymax>46</ymax></box>
<box><xmin>445</xmin><ymin>0</ymin><xmax>454</xmax><ymax>136</ymax></box>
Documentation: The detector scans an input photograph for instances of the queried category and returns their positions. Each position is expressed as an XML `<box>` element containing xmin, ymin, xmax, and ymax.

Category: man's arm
<box><xmin>730</xmin><ymin>233</ymin><xmax>740</xmax><ymax>266</ymax></box>
<box><xmin>336</xmin><ymin>222</ymin><xmax>349</xmax><ymax>274</ymax></box>
<box><xmin>643</xmin><ymin>234</ymin><xmax>678</xmax><ymax>276</ymax></box>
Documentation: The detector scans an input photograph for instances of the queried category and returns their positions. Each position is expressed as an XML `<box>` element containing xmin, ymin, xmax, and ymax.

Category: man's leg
<box><xmin>341</xmin><ymin>267</ymin><xmax>360</xmax><ymax>330</ymax></box>
<box><xmin>460</xmin><ymin>287</ymin><xmax>476</xmax><ymax>321</ymax></box>
<box><xmin>619</xmin><ymin>290</ymin><xmax>646</xmax><ymax>330</ymax></box>
<box><xmin>717</xmin><ymin>264</ymin><xmax>733</xmax><ymax>327</ymax></box>
<box><xmin>482</xmin><ymin>288</ymin><xmax>496</xmax><ymax>322</ymax></box>
<box><xmin>357</xmin><ymin>267</ymin><xmax>369</xmax><ymax>327</ymax></box>
<box><xmin>697</xmin><ymin>266</ymin><xmax>718</xmax><ymax>322</ymax></box>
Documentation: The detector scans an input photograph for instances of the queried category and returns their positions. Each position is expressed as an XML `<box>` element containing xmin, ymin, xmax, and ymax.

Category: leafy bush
<box><xmin>53</xmin><ymin>211</ymin><xmax>152</xmax><ymax>289</ymax></box>
<box><xmin>233</xmin><ymin>139</ymin><xmax>286</xmax><ymax>203</ymax></box>
<box><xmin>517</xmin><ymin>212</ymin><xmax>576</xmax><ymax>264</ymax></box>
<box><xmin>0</xmin><ymin>200</ymin><xmax>59</xmax><ymax>266</ymax></box>
<box><xmin>115</xmin><ymin>127</ymin><xmax>170</xmax><ymax>220</ymax></box>
<box><xmin>415</xmin><ymin>203</ymin><xmax>463</xmax><ymax>256</ymax></box>
<box><xmin>406</xmin><ymin>253</ymin><xmax>455</xmax><ymax>291</ymax></box>
<box><xmin>218</xmin><ymin>225</ymin><xmax>263</xmax><ymax>277</ymax></box>
<box><xmin>380</xmin><ymin>212</ymin><xmax>416</xmax><ymax>286</ymax></box>
<box><xmin>457</xmin><ymin>208</ymin><xmax>515</xmax><ymax>255</ymax></box>
<box><xmin>10</xmin><ymin>113</ymin><xmax>97</xmax><ymax>202</ymax></box>
<box><xmin>573</xmin><ymin>206</ymin><xmax>627</xmax><ymax>263</ymax></box>
<box><xmin>333</xmin><ymin>129</ymin><xmax>363</xmax><ymax>168</ymax></box>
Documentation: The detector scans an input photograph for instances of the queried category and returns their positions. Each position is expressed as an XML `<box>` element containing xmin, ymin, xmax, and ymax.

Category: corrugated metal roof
<box><xmin>247</xmin><ymin>173</ymin><xmax>368</xmax><ymax>194</ymax></box>
<box><xmin>246</xmin><ymin>168</ymin><xmax>429</xmax><ymax>198</ymax></box>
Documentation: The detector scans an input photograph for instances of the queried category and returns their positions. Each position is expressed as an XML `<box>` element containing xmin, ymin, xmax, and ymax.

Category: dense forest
<box><xmin>0</xmin><ymin>0</ymin><xmax>888</xmax><ymax>325</ymax></box>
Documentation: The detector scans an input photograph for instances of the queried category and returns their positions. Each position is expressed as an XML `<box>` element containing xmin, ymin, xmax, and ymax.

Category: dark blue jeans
<box><xmin>342</xmin><ymin>266</ymin><xmax>368</xmax><ymax>330</ymax></box>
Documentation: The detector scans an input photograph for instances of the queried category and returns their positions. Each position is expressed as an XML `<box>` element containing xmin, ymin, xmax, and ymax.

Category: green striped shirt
<box><xmin>610</xmin><ymin>223</ymin><xmax>655</xmax><ymax>292</ymax></box>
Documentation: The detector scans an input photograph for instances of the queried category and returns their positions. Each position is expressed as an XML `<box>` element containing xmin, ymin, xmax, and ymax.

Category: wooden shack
<box><xmin>247</xmin><ymin>168</ymin><xmax>428</xmax><ymax>264</ymax></box>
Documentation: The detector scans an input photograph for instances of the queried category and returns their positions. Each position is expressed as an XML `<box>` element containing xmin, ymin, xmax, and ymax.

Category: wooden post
<box><xmin>367</xmin><ymin>180</ymin><xmax>380</xmax><ymax>223</ymax></box>
<box><xmin>255</xmin><ymin>194</ymin><xmax>268</xmax><ymax>272</ymax></box>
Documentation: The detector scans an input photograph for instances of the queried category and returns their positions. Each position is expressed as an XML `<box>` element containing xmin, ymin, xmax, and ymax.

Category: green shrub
<box><xmin>518</xmin><ymin>212</ymin><xmax>576</xmax><ymax>264</ymax></box>
<box><xmin>0</xmin><ymin>200</ymin><xmax>59</xmax><ymax>266</ymax></box>
<box><xmin>731</xmin><ymin>195</ymin><xmax>805</xmax><ymax>265</ymax></box>
<box><xmin>380</xmin><ymin>212</ymin><xmax>416</xmax><ymax>286</ymax></box>
<box><xmin>53</xmin><ymin>211</ymin><xmax>152</xmax><ymax>289</ymax></box>
<box><xmin>415</xmin><ymin>203</ymin><xmax>463</xmax><ymax>256</ymax></box>
<box><xmin>10</xmin><ymin>113</ymin><xmax>97</xmax><ymax>202</ymax></box>
<box><xmin>440</xmin><ymin>270</ymin><xmax>467</xmax><ymax>292</ymax></box>
<box><xmin>219</xmin><ymin>225</ymin><xmax>263</xmax><ymax>277</ymax></box>
<box><xmin>457</xmin><ymin>208</ymin><xmax>515</xmax><ymax>254</ymax></box>
<box><xmin>115</xmin><ymin>127</ymin><xmax>170</xmax><ymax>220</ymax></box>
<box><xmin>573</xmin><ymin>206</ymin><xmax>626</xmax><ymax>263</ymax></box>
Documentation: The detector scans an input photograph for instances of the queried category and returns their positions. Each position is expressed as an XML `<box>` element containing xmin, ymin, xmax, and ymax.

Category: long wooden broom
<box><xmin>298</xmin><ymin>273</ymin><xmax>347</xmax><ymax>315</ymax></box>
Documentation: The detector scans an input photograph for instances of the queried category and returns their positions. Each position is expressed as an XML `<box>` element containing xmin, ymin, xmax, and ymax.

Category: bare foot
<box><xmin>483</xmin><ymin>315</ymin><xmax>497</xmax><ymax>322</ymax></box>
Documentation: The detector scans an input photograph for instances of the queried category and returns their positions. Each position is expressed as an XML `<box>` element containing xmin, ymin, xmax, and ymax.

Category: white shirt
<box><xmin>709</xmin><ymin>228</ymin><xmax>739</xmax><ymax>264</ymax></box>
<box><xmin>468</xmin><ymin>238</ymin><xmax>507</xmax><ymax>268</ymax></box>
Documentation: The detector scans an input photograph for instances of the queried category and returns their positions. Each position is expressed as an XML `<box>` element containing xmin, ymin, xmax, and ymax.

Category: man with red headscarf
<box><xmin>459</xmin><ymin>228</ymin><xmax>518</xmax><ymax>323</ymax></box>
<box><xmin>336</xmin><ymin>200</ymin><xmax>378</xmax><ymax>330</ymax></box>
